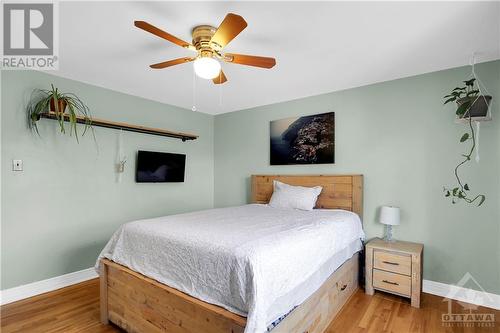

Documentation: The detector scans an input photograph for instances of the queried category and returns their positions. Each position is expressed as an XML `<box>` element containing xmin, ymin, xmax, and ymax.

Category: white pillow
<box><xmin>268</xmin><ymin>180</ymin><xmax>323</xmax><ymax>211</ymax></box>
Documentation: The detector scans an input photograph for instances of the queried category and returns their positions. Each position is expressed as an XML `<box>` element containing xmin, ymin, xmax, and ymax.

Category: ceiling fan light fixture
<box><xmin>135</xmin><ymin>13</ymin><xmax>276</xmax><ymax>85</ymax></box>
<box><xmin>193</xmin><ymin>57</ymin><xmax>221</xmax><ymax>80</ymax></box>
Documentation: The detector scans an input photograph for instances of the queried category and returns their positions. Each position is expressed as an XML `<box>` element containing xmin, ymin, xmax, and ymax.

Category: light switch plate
<box><xmin>12</xmin><ymin>159</ymin><xmax>23</xmax><ymax>171</ymax></box>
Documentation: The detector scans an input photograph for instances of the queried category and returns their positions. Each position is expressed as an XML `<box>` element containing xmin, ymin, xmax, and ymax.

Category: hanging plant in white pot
<box><xmin>442</xmin><ymin>78</ymin><xmax>492</xmax><ymax>206</ymax></box>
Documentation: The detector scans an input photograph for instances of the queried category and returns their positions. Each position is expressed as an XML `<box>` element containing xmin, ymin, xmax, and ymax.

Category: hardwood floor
<box><xmin>327</xmin><ymin>289</ymin><xmax>499</xmax><ymax>333</ymax></box>
<box><xmin>1</xmin><ymin>279</ymin><xmax>498</xmax><ymax>333</ymax></box>
<box><xmin>0</xmin><ymin>279</ymin><xmax>119</xmax><ymax>333</ymax></box>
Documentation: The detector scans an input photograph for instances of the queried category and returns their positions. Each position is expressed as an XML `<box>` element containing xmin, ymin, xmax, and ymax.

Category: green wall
<box><xmin>1</xmin><ymin>70</ymin><xmax>214</xmax><ymax>289</ymax></box>
<box><xmin>214</xmin><ymin>61</ymin><xmax>500</xmax><ymax>293</ymax></box>
<box><xmin>2</xmin><ymin>61</ymin><xmax>499</xmax><ymax>294</ymax></box>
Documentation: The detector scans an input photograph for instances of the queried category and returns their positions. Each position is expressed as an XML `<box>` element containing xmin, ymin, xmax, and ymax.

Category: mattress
<box><xmin>96</xmin><ymin>204</ymin><xmax>365</xmax><ymax>333</ymax></box>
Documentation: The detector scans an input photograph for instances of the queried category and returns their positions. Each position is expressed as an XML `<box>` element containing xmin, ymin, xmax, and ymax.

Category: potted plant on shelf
<box><xmin>442</xmin><ymin>78</ymin><xmax>491</xmax><ymax>206</ymax></box>
<box><xmin>28</xmin><ymin>84</ymin><xmax>94</xmax><ymax>142</ymax></box>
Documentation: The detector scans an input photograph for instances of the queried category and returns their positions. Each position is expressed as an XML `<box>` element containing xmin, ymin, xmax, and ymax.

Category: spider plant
<box><xmin>442</xmin><ymin>78</ymin><xmax>491</xmax><ymax>206</ymax></box>
<box><xmin>28</xmin><ymin>84</ymin><xmax>94</xmax><ymax>143</ymax></box>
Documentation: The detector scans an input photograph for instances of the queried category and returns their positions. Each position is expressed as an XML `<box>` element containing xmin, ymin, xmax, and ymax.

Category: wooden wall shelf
<box><xmin>40</xmin><ymin>112</ymin><xmax>198</xmax><ymax>141</ymax></box>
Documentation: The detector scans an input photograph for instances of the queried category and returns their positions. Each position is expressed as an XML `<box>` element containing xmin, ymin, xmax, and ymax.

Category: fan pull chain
<box><xmin>192</xmin><ymin>67</ymin><xmax>197</xmax><ymax>111</ymax></box>
<box><xmin>219</xmin><ymin>71</ymin><xmax>223</xmax><ymax>107</ymax></box>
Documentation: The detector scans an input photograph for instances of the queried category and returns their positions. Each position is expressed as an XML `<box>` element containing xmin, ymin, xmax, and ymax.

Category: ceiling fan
<box><xmin>134</xmin><ymin>13</ymin><xmax>276</xmax><ymax>84</ymax></box>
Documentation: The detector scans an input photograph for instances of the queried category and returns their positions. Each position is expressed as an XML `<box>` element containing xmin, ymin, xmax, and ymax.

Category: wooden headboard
<box><xmin>251</xmin><ymin>174</ymin><xmax>363</xmax><ymax>219</ymax></box>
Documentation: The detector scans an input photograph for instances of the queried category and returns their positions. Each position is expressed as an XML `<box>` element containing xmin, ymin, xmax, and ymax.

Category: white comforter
<box><xmin>96</xmin><ymin>204</ymin><xmax>364</xmax><ymax>333</ymax></box>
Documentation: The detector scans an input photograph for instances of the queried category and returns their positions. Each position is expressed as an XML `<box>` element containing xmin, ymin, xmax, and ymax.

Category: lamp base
<box><xmin>384</xmin><ymin>225</ymin><xmax>396</xmax><ymax>242</ymax></box>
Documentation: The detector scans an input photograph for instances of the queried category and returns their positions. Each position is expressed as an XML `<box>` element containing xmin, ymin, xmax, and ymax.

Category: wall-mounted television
<box><xmin>136</xmin><ymin>150</ymin><xmax>186</xmax><ymax>183</ymax></box>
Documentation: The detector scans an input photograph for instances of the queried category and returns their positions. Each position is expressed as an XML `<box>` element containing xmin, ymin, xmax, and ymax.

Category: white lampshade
<box><xmin>193</xmin><ymin>57</ymin><xmax>221</xmax><ymax>79</ymax></box>
<box><xmin>379</xmin><ymin>206</ymin><xmax>400</xmax><ymax>226</ymax></box>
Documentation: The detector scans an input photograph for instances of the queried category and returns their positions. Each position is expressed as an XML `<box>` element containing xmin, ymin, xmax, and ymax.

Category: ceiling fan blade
<box><xmin>212</xmin><ymin>70</ymin><xmax>227</xmax><ymax>84</ymax></box>
<box><xmin>150</xmin><ymin>57</ymin><xmax>194</xmax><ymax>69</ymax></box>
<box><xmin>224</xmin><ymin>53</ymin><xmax>276</xmax><ymax>68</ymax></box>
<box><xmin>210</xmin><ymin>13</ymin><xmax>247</xmax><ymax>49</ymax></box>
<box><xmin>134</xmin><ymin>21</ymin><xmax>194</xmax><ymax>50</ymax></box>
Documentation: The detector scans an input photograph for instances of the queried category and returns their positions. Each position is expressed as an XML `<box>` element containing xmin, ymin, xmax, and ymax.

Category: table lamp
<box><xmin>380</xmin><ymin>206</ymin><xmax>400</xmax><ymax>242</ymax></box>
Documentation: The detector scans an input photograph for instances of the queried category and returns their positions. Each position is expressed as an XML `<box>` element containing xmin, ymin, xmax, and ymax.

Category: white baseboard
<box><xmin>1</xmin><ymin>269</ymin><xmax>499</xmax><ymax>311</ymax></box>
<box><xmin>0</xmin><ymin>267</ymin><xmax>98</xmax><ymax>306</ymax></box>
<box><xmin>423</xmin><ymin>279</ymin><xmax>500</xmax><ymax>310</ymax></box>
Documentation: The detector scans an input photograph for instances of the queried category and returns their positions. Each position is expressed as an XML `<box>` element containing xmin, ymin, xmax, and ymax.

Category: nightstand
<box><xmin>365</xmin><ymin>238</ymin><xmax>423</xmax><ymax>308</ymax></box>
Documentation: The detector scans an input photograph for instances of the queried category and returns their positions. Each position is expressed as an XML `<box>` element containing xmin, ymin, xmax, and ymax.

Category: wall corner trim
<box><xmin>423</xmin><ymin>279</ymin><xmax>500</xmax><ymax>310</ymax></box>
<box><xmin>0</xmin><ymin>268</ymin><xmax>98</xmax><ymax>306</ymax></box>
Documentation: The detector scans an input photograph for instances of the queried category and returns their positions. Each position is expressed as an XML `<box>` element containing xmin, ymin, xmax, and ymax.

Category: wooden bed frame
<box><xmin>100</xmin><ymin>174</ymin><xmax>363</xmax><ymax>333</ymax></box>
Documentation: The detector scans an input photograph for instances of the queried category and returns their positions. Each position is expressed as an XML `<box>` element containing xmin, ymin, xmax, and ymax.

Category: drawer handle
<box><xmin>340</xmin><ymin>284</ymin><xmax>347</xmax><ymax>291</ymax></box>
<box><xmin>382</xmin><ymin>261</ymin><xmax>399</xmax><ymax>266</ymax></box>
<box><xmin>382</xmin><ymin>279</ymin><xmax>399</xmax><ymax>286</ymax></box>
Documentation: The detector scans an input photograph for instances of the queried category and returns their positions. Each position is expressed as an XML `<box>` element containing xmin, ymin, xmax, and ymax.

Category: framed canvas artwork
<box><xmin>270</xmin><ymin>112</ymin><xmax>335</xmax><ymax>165</ymax></box>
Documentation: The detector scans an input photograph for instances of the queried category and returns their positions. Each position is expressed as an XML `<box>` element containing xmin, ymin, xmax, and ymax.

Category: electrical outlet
<box><xmin>12</xmin><ymin>159</ymin><xmax>23</xmax><ymax>171</ymax></box>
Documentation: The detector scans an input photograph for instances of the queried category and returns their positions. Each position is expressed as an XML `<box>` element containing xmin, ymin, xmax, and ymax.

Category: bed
<box><xmin>98</xmin><ymin>174</ymin><xmax>364</xmax><ymax>333</ymax></box>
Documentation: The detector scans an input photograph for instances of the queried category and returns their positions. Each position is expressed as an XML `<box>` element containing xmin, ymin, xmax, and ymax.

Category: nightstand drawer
<box><xmin>374</xmin><ymin>250</ymin><xmax>411</xmax><ymax>275</ymax></box>
<box><xmin>373</xmin><ymin>269</ymin><xmax>411</xmax><ymax>296</ymax></box>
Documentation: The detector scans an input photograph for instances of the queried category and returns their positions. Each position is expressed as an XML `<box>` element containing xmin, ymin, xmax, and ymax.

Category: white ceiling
<box><xmin>54</xmin><ymin>1</ymin><xmax>500</xmax><ymax>115</ymax></box>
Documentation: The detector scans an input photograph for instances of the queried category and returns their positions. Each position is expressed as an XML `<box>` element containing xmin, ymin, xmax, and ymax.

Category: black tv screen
<box><xmin>136</xmin><ymin>151</ymin><xmax>186</xmax><ymax>183</ymax></box>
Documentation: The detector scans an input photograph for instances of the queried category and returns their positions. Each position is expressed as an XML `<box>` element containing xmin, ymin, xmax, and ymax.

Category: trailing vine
<box><xmin>442</xmin><ymin>78</ymin><xmax>486</xmax><ymax>206</ymax></box>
